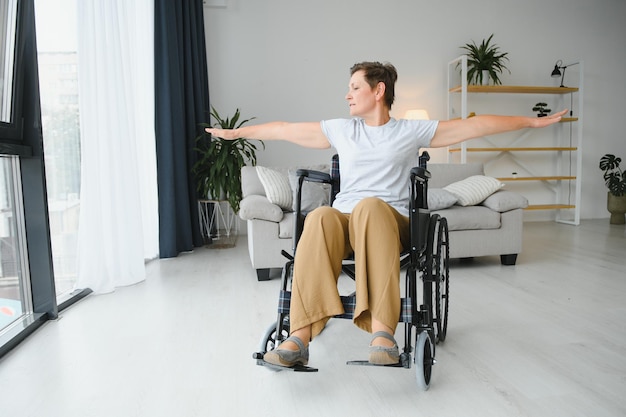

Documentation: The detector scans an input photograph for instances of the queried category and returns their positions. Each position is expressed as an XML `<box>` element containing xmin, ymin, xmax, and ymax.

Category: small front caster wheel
<box><xmin>415</xmin><ymin>330</ymin><xmax>435</xmax><ymax>391</ymax></box>
<box><xmin>258</xmin><ymin>316</ymin><xmax>290</xmax><ymax>353</ymax></box>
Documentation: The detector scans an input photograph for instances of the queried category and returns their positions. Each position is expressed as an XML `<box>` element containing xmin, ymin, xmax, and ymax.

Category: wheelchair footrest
<box><xmin>346</xmin><ymin>360</ymin><xmax>404</xmax><ymax>368</ymax></box>
<box><xmin>347</xmin><ymin>352</ymin><xmax>412</xmax><ymax>369</ymax></box>
<box><xmin>253</xmin><ymin>352</ymin><xmax>319</xmax><ymax>372</ymax></box>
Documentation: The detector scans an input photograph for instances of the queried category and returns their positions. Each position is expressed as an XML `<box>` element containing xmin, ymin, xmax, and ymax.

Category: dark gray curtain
<box><xmin>154</xmin><ymin>0</ymin><xmax>209</xmax><ymax>258</ymax></box>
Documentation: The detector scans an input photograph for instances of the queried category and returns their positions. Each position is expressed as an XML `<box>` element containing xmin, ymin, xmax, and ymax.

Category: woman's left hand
<box><xmin>530</xmin><ymin>109</ymin><xmax>568</xmax><ymax>127</ymax></box>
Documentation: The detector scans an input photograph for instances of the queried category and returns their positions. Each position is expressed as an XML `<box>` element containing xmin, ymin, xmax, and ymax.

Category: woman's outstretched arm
<box><xmin>430</xmin><ymin>109</ymin><xmax>568</xmax><ymax>148</ymax></box>
<box><xmin>205</xmin><ymin>121</ymin><xmax>331</xmax><ymax>149</ymax></box>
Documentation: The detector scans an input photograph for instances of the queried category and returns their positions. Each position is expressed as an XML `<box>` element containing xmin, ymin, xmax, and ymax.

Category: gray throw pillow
<box><xmin>428</xmin><ymin>188</ymin><xmax>458</xmax><ymax>210</ymax></box>
<box><xmin>288</xmin><ymin>168</ymin><xmax>331</xmax><ymax>213</ymax></box>
<box><xmin>481</xmin><ymin>190</ymin><xmax>529</xmax><ymax>212</ymax></box>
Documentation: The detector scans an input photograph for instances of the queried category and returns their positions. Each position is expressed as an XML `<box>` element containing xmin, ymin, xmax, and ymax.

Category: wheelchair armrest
<box><xmin>293</xmin><ymin>169</ymin><xmax>333</xmax><ymax>250</ymax></box>
<box><xmin>410</xmin><ymin>166</ymin><xmax>431</xmax><ymax>182</ymax></box>
<box><xmin>410</xmin><ymin>167</ymin><xmax>431</xmax><ymax>213</ymax></box>
<box><xmin>296</xmin><ymin>169</ymin><xmax>332</xmax><ymax>184</ymax></box>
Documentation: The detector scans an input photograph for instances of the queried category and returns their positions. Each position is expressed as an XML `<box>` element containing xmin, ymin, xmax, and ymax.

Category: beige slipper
<box><xmin>263</xmin><ymin>335</ymin><xmax>309</xmax><ymax>367</ymax></box>
<box><xmin>368</xmin><ymin>331</ymin><xmax>399</xmax><ymax>365</ymax></box>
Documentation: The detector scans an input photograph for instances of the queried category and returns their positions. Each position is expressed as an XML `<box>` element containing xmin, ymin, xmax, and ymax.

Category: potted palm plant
<box><xmin>460</xmin><ymin>34</ymin><xmax>510</xmax><ymax>85</ymax></box>
<box><xmin>192</xmin><ymin>107</ymin><xmax>264</xmax><ymax>213</ymax></box>
<box><xmin>599</xmin><ymin>154</ymin><xmax>626</xmax><ymax>224</ymax></box>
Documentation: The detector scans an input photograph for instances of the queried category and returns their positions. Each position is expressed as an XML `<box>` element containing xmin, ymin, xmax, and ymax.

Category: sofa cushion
<box><xmin>241</xmin><ymin>166</ymin><xmax>265</xmax><ymax>197</ymax></box>
<box><xmin>433</xmin><ymin>205</ymin><xmax>501</xmax><ymax>231</ymax></box>
<box><xmin>288</xmin><ymin>167</ymin><xmax>331</xmax><ymax>213</ymax></box>
<box><xmin>481</xmin><ymin>190</ymin><xmax>528</xmax><ymax>212</ymax></box>
<box><xmin>443</xmin><ymin>175</ymin><xmax>503</xmax><ymax>206</ymax></box>
<box><xmin>256</xmin><ymin>166</ymin><xmax>293</xmax><ymax>210</ymax></box>
<box><xmin>428</xmin><ymin>188</ymin><xmax>458</xmax><ymax>210</ymax></box>
<box><xmin>278</xmin><ymin>212</ymin><xmax>295</xmax><ymax>238</ymax></box>
<box><xmin>239</xmin><ymin>195</ymin><xmax>284</xmax><ymax>222</ymax></box>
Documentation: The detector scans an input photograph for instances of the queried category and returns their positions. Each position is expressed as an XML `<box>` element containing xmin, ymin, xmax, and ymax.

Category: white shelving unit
<box><xmin>446</xmin><ymin>55</ymin><xmax>584</xmax><ymax>225</ymax></box>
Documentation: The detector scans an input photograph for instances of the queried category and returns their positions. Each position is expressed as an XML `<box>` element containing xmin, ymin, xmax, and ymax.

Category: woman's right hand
<box><xmin>205</xmin><ymin>127</ymin><xmax>239</xmax><ymax>140</ymax></box>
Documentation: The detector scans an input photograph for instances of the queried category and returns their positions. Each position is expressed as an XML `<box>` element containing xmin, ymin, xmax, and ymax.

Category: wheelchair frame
<box><xmin>252</xmin><ymin>153</ymin><xmax>450</xmax><ymax>390</ymax></box>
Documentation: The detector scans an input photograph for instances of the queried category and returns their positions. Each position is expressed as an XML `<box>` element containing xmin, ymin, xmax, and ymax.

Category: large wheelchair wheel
<box><xmin>433</xmin><ymin>218</ymin><xmax>450</xmax><ymax>343</ymax></box>
<box><xmin>415</xmin><ymin>330</ymin><xmax>434</xmax><ymax>390</ymax></box>
<box><xmin>258</xmin><ymin>316</ymin><xmax>290</xmax><ymax>354</ymax></box>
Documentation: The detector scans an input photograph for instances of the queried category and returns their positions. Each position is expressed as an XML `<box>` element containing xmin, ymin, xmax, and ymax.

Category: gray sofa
<box><xmin>240</xmin><ymin>163</ymin><xmax>528</xmax><ymax>281</ymax></box>
<box><xmin>427</xmin><ymin>163</ymin><xmax>527</xmax><ymax>264</ymax></box>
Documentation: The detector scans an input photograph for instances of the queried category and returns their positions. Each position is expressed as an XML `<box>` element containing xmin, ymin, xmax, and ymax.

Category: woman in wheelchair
<box><xmin>206</xmin><ymin>61</ymin><xmax>566</xmax><ymax>368</ymax></box>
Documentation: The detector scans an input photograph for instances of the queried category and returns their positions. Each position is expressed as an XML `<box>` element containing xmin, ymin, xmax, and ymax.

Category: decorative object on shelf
<box><xmin>532</xmin><ymin>102</ymin><xmax>552</xmax><ymax>117</ymax></box>
<box><xmin>551</xmin><ymin>59</ymin><xmax>580</xmax><ymax>88</ymax></box>
<box><xmin>192</xmin><ymin>107</ymin><xmax>264</xmax><ymax>213</ymax></box>
<box><xmin>599</xmin><ymin>154</ymin><xmax>626</xmax><ymax>224</ymax></box>
<box><xmin>459</xmin><ymin>34</ymin><xmax>510</xmax><ymax>85</ymax></box>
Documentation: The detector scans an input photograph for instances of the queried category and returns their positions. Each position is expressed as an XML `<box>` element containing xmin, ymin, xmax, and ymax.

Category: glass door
<box><xmin>0</xmin><ymin>0</ymin><xmax>57</xmax><ymax>356</ymax></box>
<box><xmin>34</xmin><ymin>0</ymin><xmax>81</xmax><ymax>302</ymax></box>
<box><xmin>0</xmin><ymin>156</ymin><xmax>31</xmax><ymax>332</ymax></box>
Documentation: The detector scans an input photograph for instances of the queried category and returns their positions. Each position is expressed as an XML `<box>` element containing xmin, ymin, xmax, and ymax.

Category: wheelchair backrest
<box><xmin>329</xmin><ymin>152</ymin><xmax>431</xmax><ymax>210</ymax></box>
<box><xmin>330</xmin><ymin>154</ymin><xmax>340</xmax><ymax>204</ymax></box>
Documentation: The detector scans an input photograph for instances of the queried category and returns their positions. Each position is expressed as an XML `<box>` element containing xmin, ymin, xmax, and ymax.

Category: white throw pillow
<box><xmin>256</xmin><ymin>166</ymin><xmax>292</xmax><ymax>210</ymax></box>
<box><xmin>427</xmin><ymin>188</ymin><xmax>458</xmax><ymax>210</ymax></box>
<box><xmin>443</xmin><ymin>175</ymin><xmax>503</xmax><ymax>206</ymax></box>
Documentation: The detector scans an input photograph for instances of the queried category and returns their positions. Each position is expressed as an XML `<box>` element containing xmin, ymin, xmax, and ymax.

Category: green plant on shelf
<box><xmin>459</xmin><ymin>33</ymin><xmax>510</xmax><ymax>85</ymax></box>
<box><xmin>532</xmin><ymin>102</ymin><xmax>551</xmax><ymax>117</ymax></box>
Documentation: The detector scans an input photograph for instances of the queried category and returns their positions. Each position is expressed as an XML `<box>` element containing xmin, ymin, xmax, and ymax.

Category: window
<box><xmin>0</xmin><ymin>0</ymin><xmax>17</xmax><ymax>123</ymax></box>
<box><xmin>35</xmin><ymin>0</ymin><xmax>80</xmax><ymax>300</ymax></box>
<box><xmin>0</xmin><ymin>156</ymin><xmax>31</xmax><ymax>331</ymax></box>
<box><xmin>1</xmin><ymin>0</ymin><xmax>58</xmax><ymax>356</ymax></box>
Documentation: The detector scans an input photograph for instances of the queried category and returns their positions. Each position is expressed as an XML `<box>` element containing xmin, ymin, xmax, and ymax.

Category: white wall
<box><xmin>204</xmin><ymin>0</ymin><xmax>626</xmax><ymax>220</ymax></box>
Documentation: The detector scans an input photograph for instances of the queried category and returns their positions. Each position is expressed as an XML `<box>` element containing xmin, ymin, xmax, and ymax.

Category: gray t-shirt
<box><xmin>321</xmin><ymin>117</ymin><xmax>438</xmax><ymax>216</ymax></box>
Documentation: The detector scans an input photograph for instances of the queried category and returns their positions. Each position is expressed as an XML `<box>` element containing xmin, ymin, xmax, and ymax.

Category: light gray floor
<box><xmin>0</xmin><ymin>220</ymin><xmax>625</xmax><ymax>417</ymax></box>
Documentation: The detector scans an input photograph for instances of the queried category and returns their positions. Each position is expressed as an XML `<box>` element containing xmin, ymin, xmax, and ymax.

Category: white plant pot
<box><xmin>481</xmin><ymin>70</ymin><xmax>490</xmax><ymax>85</ymax></box>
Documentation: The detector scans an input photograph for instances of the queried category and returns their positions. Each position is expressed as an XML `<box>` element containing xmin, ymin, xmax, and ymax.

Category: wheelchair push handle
<box><xmin>411</xmin><ymin>151</ymin><xmax>431</xmax><ymax>182</ymax></box>
<box><xmin>419</xmin><ymin>151</ymin><xmax>430</xmax><ymax>169</ymax></box>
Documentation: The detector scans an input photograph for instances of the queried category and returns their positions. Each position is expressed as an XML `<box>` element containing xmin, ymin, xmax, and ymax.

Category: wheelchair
<box><xmin>252</xmin><ymin>152</ymin><xmax>450</xmax><ymax>390</ymax></box>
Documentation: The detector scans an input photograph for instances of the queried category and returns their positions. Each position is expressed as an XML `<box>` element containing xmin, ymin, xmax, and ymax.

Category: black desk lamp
<box><xmin>551</xmin><ymin>60</ymin><xmax>567</xmax><ymax>87</ymax></box>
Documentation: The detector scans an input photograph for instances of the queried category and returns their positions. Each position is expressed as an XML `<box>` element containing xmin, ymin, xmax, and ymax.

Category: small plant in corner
<box><xmin>192</xmin><ymin>107</ymin><xmax>264</xmax><ymax>213</ymax></box>
<box><xmin>599</xmin><ymin>154</ymin><xmax>626</xmax><ymax>224</ymax></box>
<box><xmin>599</xmin><ymin>154</ymin><xmax>626</xmax><ymax>197</ymax></box>
<box><xmin>532</xmin><ymin>102</ymin><xmax>551</xmax><ymax>117</ymax></box>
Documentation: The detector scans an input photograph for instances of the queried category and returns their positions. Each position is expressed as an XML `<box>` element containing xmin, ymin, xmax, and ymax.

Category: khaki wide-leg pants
<box><xmin>290</xmin><ymin>197</ymin><xmax>410</xmax><ymax>340</ymax></box>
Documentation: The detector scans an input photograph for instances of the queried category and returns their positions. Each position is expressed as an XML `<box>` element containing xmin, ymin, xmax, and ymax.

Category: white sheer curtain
<box><xmin>75</xmin><ymin>0</ymin><xmax>158</xmax><ymax>294</ymax></box>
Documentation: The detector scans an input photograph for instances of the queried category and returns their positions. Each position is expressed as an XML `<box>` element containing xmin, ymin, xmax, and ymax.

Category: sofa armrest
<box><xmin>239</xmin><ymin>195</ymin><xmax>284</xmax><ymax>222</ymax></box>
<box><xmin>241</xmin><ymin>166</ymin><xmax>265</xmax><ymax>198</ymax></box>
<box><xmin>481</xmin><ymin>190</ymin><xmax>528</xmax><ymax>213</ymax></box>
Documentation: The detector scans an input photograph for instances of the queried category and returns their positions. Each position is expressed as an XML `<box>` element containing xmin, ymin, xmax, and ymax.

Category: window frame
<box><xmin>0</xmin><ymin>0</ymin><xmax>25</xmax><ymax>144</ymax></box>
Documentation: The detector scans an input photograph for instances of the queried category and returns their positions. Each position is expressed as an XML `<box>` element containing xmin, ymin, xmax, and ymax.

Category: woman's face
<box><xmin>345</xmin><ymin>70</ymin><xmax>378</xmax><ymax>117</ymax></box>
